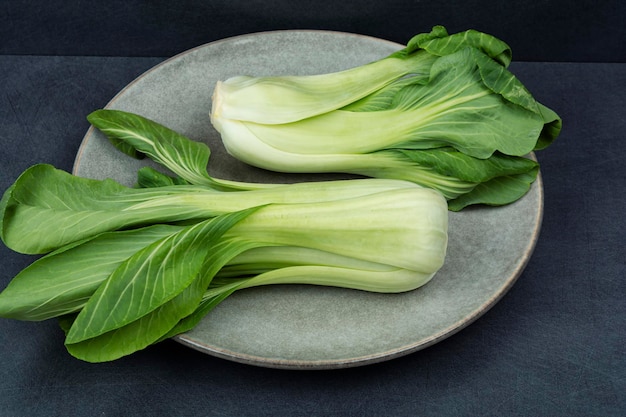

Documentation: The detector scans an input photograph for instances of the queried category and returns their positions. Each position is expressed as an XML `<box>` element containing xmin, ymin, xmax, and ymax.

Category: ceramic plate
<box><xmin>73</xmin><ymin>30</ymin><xmax>543</xmax><ymax>369</ymax></box>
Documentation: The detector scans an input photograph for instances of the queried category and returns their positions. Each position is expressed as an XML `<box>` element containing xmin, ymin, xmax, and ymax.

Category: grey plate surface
<box><xmin>73</xmin><ymin>30</ymin><xmax>543</xmax><ymax>369</ymax></box>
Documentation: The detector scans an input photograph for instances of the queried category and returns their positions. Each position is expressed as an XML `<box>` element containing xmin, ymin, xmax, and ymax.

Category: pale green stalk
<box><xmin>224</xmin><ymin>187</ymin><xmax>448</xmax><ymax>273</ymax></box>
<box><xmin>211</xmin><ymin>50</ymin><xmax>437</xmax><ymax>125</ymax></box>
<box><xmin>208</xmin><ymin>264</ymin><xmax>436</xmax><ymax>296</ymax></box>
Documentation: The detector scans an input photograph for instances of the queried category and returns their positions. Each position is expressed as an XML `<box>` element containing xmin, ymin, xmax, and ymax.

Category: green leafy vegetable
<box><xmin>210</xmin><ymin>26</ymin><xmax>561</xmax><ymax>210</ymax></box>
<box><xmin>0</xmin><ymin>110</ymin><xmax>448</xmax><ymax>362</ymax></box>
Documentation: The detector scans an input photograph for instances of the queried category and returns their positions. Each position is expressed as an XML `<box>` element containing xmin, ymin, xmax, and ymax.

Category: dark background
<box><xmin>1</xmin><ymin>1</ymin><xmax>625</xmax><ymax>417</ymax></box>
<box><xmin>1</xmin><ymin>0</ymin><xmax>625</xmax><ymax>62</ymax></box>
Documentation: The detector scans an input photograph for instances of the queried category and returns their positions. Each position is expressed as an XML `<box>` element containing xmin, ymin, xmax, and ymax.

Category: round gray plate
<box><xmin>73</xmin><ymin>30</ymin><xmax>543</xmax><ymax>369</ymax></box>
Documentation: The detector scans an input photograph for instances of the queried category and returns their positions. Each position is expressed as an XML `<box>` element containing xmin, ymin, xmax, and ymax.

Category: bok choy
<box><xmin>211</xmin><ymin>26</ymin><xmax>561</xmax><ymax>210</ymax></box>
<box><xmin>0</xmin><ymin>110</ymin><xmax>448</xmax><ymax>362</ymax></box>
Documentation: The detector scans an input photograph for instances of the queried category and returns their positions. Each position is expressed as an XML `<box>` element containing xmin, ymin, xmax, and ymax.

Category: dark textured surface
<box><xmin>1</xmin><ymin>0</ymin><xmax>625</xmax><ymax>62</ymax></box>
<box><xmin>1</xmin><ymin>3</ymin><xmax>626</xmax><ymax>413</ymax></box>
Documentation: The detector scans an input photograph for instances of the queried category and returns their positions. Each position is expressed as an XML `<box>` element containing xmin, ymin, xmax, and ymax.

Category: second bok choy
<box><xmin>210</xmin><ymin>26</ymin><xmax>562</xmax><ymax>211</ymax></box>
<box><xmin>0</xmin><ymin>110</ymin><xmax>448</xmax><ymax>362</ymax></box>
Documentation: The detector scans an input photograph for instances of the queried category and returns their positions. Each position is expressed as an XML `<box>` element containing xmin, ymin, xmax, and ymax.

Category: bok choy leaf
<box><xmin>0</xmin><ymin>225</ymin><xmax>183</xmax><ymax>321</ymax></box>
<box><xmin>65</xmin><ymin>211</ymin><xmax>263</xmax><ymax>362</ymax></box>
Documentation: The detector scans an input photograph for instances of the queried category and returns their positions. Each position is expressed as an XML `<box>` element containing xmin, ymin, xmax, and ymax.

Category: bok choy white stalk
<box><xmin>0</xmin><ymin>109</ymin><xmax>448</xmax><ymax>362</ymax></box>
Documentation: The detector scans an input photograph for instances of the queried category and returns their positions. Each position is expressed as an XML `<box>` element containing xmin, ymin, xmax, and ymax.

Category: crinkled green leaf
<box><xmin>388</xmin><ymin>47</ymin><xmax>546</xmax><ymax>158</ymax></box>
<box><xmin>408</xmin><ymin>25</ymin><xmax>512</xmax><ymax>67</ymax></box>
<box><xmin>447</xmin><ymin>167</ymin><xmax>539</xmax><ymax>211</ymax></box>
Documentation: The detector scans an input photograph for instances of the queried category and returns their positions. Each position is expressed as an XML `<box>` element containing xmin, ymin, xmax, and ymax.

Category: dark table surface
<box><xmin>1</xmin><ymin>53</ymin><xmax>625</xmax><ymax>416</ymax></box>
